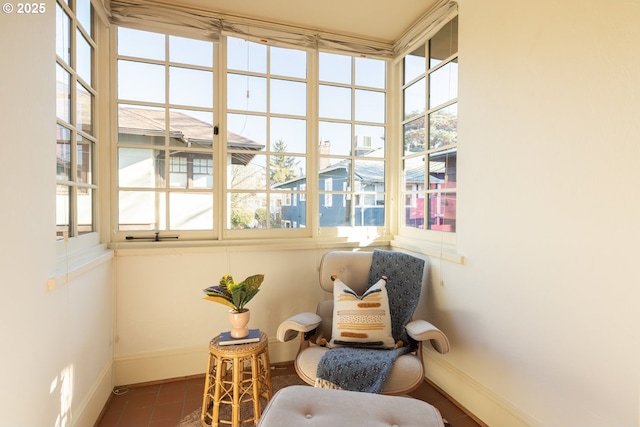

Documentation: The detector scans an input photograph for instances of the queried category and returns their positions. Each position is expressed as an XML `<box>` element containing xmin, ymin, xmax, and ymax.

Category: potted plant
<box><xmin>203</xmin><ymin>274</ymin><xmax>264</xmax><ymax>338</ymax></box>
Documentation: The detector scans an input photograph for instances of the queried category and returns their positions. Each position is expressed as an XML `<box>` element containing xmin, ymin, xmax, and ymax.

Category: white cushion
<box><xmin>329</xmin><ymin>278</ymin><xmax>395</xmax><ymax>349</ymax></box>
<box><xmin>257</xmin><ymin>386</ymin><xmax>445</xmax><ymax>427</ymax></box>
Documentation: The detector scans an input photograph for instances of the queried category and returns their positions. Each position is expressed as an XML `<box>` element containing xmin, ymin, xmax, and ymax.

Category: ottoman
<box><xmin>256</xmin><ymin>386</ymin><xmax>445</xmax><ymax>427</ymax></box>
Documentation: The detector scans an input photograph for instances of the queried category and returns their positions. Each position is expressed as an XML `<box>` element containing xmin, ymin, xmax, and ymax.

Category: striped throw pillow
<box><xmin>328</xmin><ymin>277</ymin><xmax>395</xmax><ymax>349</ymax></box>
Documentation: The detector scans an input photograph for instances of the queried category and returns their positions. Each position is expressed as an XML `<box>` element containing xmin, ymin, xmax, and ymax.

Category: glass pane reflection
<box><xmin>403</xmin><ymin>117</ymin><xmax>426</xmax><ymax>155</ymax></box>
<box><xmin>429</xmin><ymin>104</ymin><xmax>457</xmax><ymax>149</ymax></box>
<box><xmin>77</xmin><ymin>135</ymin><xmax>92</xmax><ymax>184</ymax></box>
<box><xmin>78</xmin><ymin>187</ymin><xmax>94</xmax><ymax>235</ymax></box>
<box><xmin>57</xmin><ymin>126</ymin><xmax>71</xmax><ymax>181</ymax></box>
<box><xmin>429</xmin><ymin>62</ymin><xmax>458</xmax><ymax>108</ymax></box>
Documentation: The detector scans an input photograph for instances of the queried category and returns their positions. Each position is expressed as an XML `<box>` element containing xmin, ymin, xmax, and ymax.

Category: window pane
<box><xmin>169</xmin><ymin>109</ymin><xmax>214</xmax><ymax>149</ymax></box>
<box><xmin>319</xmin><ymin>85</ymin><xmax>351</xmax><ymax>120</ymax></box>
<box><xmin>270</xmin><ymin>117</ymin><xmax>306</xmax><ymax>154</ymax></box>
<box><xmin>354</xmin><ymin>159</ymin><xmax>384</xmax><ymax>191</ymax></box>
<box><xmin>318</xmin><ymin>194</ymin><xmax>351</xmax><ymax>227</ymax></box>
<box><xmin>118</xmin><ymin>60</ymin><xmax>165</xmax><ymax>103</ymax></box>
<box><xmin>429</xmin><ymin>150</ymin><xmax>457</xmax><ymax>187</ymax></box>
<box><xmin>355</xmin><ymin>57</ymin><xmax>385</xmax><ymax>89</ymax></box>
<box><xmin>228</xmin><ymin>192</ymin><xmax>267</xmax><ymax>229</ymax></box>
<box><xmin>228</xmin><ymin>154</ymin><xmax>267</xmax><ymax>190</ymax></box>
<box><xmin>429</xmin><ymin>104</ymin><xmax>457</xmax><ymax>149</ymax></box>
<box><xmin>56</xmin><ymin>64</ymin><xmax>71</xmax><ymax>122</ymax></box>
<box><xmin>429</xmin><ymin>61</ymin><xmax>458</xmax><ymax>108</ymax></box>
<box><xmin>118</xmin><ymin>104</ymin><xmax>166</xmax><ymax>146</ymax></box>
<box><xmin>430</xmin><ymin>17</ymin><xmax>458</xmax><ymax>68</ymax></box>
<box><xmin>428</xmin><ymin>192</ymin><xmax>456</xmax><ymax>232</ymax></box>
<box><xmin>227</xmin><ymin>37</ymin><xmax>267</xmax><ymax>73</ymax></box>
<box><xmin>227</xmin><ymin>74</ymin><xmax>266</xmax><ymax>112</ymax></box>
<box><xmin>77</xmin><ymin>187</ymin><xmax>93</xmax><ymax>235</ymax></box>
<box><xmin>355</xmin><ymin>89</ymin><xmax>385</xmax><ymax>123</ymax></box>
<box><xmin>76</xmin><ymin>0</ymin><xmax>92</xmax><ymax>35</ymax></box>
<box><xmin>320</xmin><ymin>159</ymin><xmax>351</xmax><ymax>192</ymax></box>
<box><xmin>169</xmin><ymin>154</ymin><xmax>188</xmax><ymax>188</ymax></box>
<box><xmin>118</xmin><ymin>147</ymin><xmax>164</xmax><ymax>188</ymax></box>
<box><xmin>56</xmin><ymin>185</ymin><xmax>70</xmax><ymax>239</ymax></box>
<box><xmin>170</xmin><ymin>66</ymin><xmax>213</xmax><ymax>108</ymax></box>
<box><xmin>271</xmin><ymin>46</ymin><xmax>306</xmax><ymax>78</ymax></box>
<box><xmin>404</xmin><ymin>78</ymin><xmax>425</xmax><ymax>119</ymax></box>
<box><xmin>227</xmin><ymin>113</ymin><xmax>267</xmax><ymax>151</ymax></box>
<box><xmin>319</xmin><ymin>52</ymin><xmax>351</xmax><ymax>84</ymax></box>
<box><xmin>56</xmin><ymin>126</ymin><xmax>71</xmax><ymax>181</ymax></box>
<box><xmin>403</xmin><ymin>156</ymin><xmax>425</xmax><ymax>191</ymax></box>
<box><xmin>355</xmin><ymin>124</ymin><xmax>385</xmax><ymax>158</ymax></box>
<box><xmin>192</xmin><ymin>157</ymin><xmax>213</xmax><ymax>188</ymax></box>
<box><xmin>403</xmin><ymin>193</ymin><xmax>425</xmax><ymax>229</ymax></box>
<box><xmin>169</xmin><ymin>36</ymin><xmax>212</xmax><ymax>67</ymax></box>
<box><xmin>56</xmin><ymin>5</ymin><xmax>70</xmax><ymax>64</ymax></box>
<box><xmin>404</xmin><ymin>45</ymin><xmax>425</xmax><ymax>84</ymax></box>
<box><xmin>270</xmin><ymin>79</ymin><xmax>306</xmax><ymax>115</ymax></box>
<box><xmin>270</xmin><ymin>156</ymin><xmax>306</xmax><ymax>186</ymax></box>
<box><xmin>404</xmin><ymin>117</ymin><xmax>426</xmax><ymax>155</ymax></box>
<box><xmin>319</xmin><ymin>121</ymin><xmax>351</xmax><ymax>156</ymax></box>
<box><xmin>76</xmin><ymin>82</ymin><xmax>93</xmax><ymax>135</ymax></box>
<box><xmin>76</xmin><ymin>29</ymin><xmax>92</xmax><ymax>85</ymax></box>
<box><xmin>118</xmin><ymin>27</ymin><xmax>165</xmax><ymax>60</ymax></box>
<box><xmin>355</xmin><ymin>194</ymin><xmax>384</xmax><ymax>226</ymax></box>
<box><xmin>275</xmin><ymin>192</ymin><xmax>306</xmax><ymax>228</ymax></box>
<box><xmin>170</xmin><ymin>193</ymin><xmax>213</xmax><ymax>230</ymax></box>
<box><xmin>77</xmin><ymin>135</ymin><xmax>92</xmax><ymax>184</ymax></box>
<box><xmin>118</xmin><ymin>191</ymin><xmax>166</xmax><ymax>231</ymax></box>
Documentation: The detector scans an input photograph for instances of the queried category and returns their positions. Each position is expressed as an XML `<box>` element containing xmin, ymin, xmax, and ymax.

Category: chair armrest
<box><xmin>406</xmin><ymin>319</ymin><xmax>450</xmax><ymax>354</ymax></box>
<box><xmin>276</xmin><ymin>312</ymin><xmax>323</xmax><ymax>342</ymax></box>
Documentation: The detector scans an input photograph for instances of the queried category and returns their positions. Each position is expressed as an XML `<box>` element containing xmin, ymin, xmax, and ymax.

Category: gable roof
<box><xmin>117</xmin><ymin>107</ymin><xmax>264</xmax><ymax>165</ymax></box>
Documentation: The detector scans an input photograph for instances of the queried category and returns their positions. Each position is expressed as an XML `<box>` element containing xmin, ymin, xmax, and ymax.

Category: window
<box><xmin>401</xmin><ymin>16</ymin><xmax>458</xmax><ymax>233</ymax></box>
<box><xmin>226</xmin><ymin>37</ymin><xmax>308</xmax><ymax>231</ymax></box>
<box><xmin>115</xmin><ymin>28</ymin><xmax>215</xmax><ymax>234</ymax></box>
<box><xmin>318</xmin><ymin>53</ymin><xmax>386</xmax><ymax>228</ymax></box>
<box><xmin>112</xmin><ymin>23</ymin><xmax>394</xmax><ymax>241</ymax></box>
<box><xmin>56</xmin><ymin>0</ymin><xmax>96</xmax><ymax>240</ymax></box>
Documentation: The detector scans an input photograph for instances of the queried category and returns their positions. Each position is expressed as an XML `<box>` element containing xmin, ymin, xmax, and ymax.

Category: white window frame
<box><xmin>394</xmin><ymin>13</ymin><xmax>459</xmax><ymax>257</ymax></box>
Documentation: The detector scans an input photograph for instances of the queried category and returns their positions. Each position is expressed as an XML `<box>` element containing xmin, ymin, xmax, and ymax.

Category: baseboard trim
<box><xmin>113</xmin><ymin>345</ymin><xmax>209</xmax><ymax>386</ymax></box>
<box><xmin>423</xmin><ymin>350</ymin><xmax>544</xmax><ymax>427</ymax></box>
<box><xmin>113</xmin><ymin>338</ymin><xmax>299</xmax><ymax>386</ymax></box>
<box><xmin>72</xmin><ymin>361</ymin><xmax>113</xmax><ymax>427</ymax></box>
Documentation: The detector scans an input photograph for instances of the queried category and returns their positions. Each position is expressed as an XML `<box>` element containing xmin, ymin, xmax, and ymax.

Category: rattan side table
<box><xmin>200</xmin><ymin>331</ymin><xmax>272</xmax><ymax>427</ymax></box>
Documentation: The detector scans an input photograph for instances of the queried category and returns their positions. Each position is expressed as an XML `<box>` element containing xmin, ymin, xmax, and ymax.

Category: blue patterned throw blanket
<box><xmin>316</xmin><ymin>249</ymin><xmax>425</xmax><ymax>393</ymax></box>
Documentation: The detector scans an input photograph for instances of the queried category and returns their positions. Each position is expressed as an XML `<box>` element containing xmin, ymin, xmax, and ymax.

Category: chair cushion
<box><xmin>296</xmin><ymin>346</ymin><xmax>425</xmax><ymax>395</ymax></box>
<box><xmin>329</xmin><ymin>278</ymin><xmax>395</xmax><ymax>349</ymax></box>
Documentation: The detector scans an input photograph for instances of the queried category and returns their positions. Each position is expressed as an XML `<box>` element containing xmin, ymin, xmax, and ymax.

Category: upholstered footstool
<box><xmin>256</xmin><ymin>385</ymin><xmax>445</xmax><ymax>427</ymax></box>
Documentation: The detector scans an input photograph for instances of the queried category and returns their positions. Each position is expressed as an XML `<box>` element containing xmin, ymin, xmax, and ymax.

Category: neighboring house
<box><xmin>274</xmin><ymin>146</ymin><xmax>456</xmax><ymax>228</ymax></box>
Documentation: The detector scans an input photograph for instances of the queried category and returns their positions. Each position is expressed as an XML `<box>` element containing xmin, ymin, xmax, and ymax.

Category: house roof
<box><xmin>117</xmin><ymin>107</ymin><xmax>264</xmax><ymax>165</ymax></box>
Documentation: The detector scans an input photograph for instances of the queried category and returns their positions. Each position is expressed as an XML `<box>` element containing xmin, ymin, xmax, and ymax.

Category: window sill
<box><xmin>109</xmin><ymin>236</ymin><xmax>393</xmax><ymax>256</ymax></box>
<box><xmin>51</xmin><ymin>243</ymin><xmax>114</xmax><ymax>288</ymax></box>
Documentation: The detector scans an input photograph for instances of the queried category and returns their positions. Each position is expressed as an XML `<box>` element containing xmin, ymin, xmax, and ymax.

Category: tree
<box><xmin>270</xmin><ymin>138</ymin><xmax>299</xmax><ymax>185</ymax></box>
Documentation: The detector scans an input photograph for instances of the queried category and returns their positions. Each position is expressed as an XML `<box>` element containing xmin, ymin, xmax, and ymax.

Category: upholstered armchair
<box><xmin>277</xmin><ymin>250</ymin><xmax>450</xmax><ymax>395</ymax></box>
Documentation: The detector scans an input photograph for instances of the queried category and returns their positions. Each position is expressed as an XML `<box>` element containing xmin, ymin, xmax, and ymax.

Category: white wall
<box><xmin>422</xmin><ymin>1</ymin><xmax>640</xmax><ymax>426</ymax></box>
<box><xmin>112</xmin><ymin>246</ymin><xmax>329</xmax><ymax>384</ymax></box>
<box><xmin>0</xmin><ymin>2</ymin><xmax>114</xmax><ymax>426</ymax></box>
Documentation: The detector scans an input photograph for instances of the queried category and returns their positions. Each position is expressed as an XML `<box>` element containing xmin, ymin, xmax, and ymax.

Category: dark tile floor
<box><xmin>95</xmin><ymin>363</ymin><xmax>484</xmax><ymax>427</ymax></box>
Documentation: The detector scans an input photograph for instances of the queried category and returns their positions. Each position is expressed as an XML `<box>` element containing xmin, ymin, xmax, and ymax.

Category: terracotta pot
<box><xmin>228</xmin><ymin>309</ymin><xmax>250</xmax><ymax>338</ymax></box>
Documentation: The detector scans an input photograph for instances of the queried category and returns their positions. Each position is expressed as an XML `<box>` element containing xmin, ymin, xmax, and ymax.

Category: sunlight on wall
<box><xmin>50</xmin><ymin>364</ymin><xmax>74</xmax><ymax>427</ymax></box>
